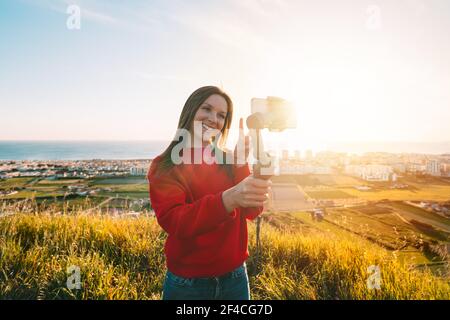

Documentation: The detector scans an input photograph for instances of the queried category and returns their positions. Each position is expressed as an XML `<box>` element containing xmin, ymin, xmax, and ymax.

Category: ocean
<box><xmin>0</xmin><ymin>141</ymin><xmax>169</xmax><ymax>160</ymax></box>
<box><xmin>0</xmin><ymin>140</ymin><xmax>449</xmax><ymax>161</ymax></box>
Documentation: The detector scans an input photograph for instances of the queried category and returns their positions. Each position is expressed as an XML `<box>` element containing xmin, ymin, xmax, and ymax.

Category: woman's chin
<box><xmin>202</xmin><ymin>132</ymin><xmax>212</xmax><ymax>142</ymax></box>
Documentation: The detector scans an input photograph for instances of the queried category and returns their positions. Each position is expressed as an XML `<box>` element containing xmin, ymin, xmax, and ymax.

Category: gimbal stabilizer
<box><xmin>246</xmin><ymin>96</ymin><xmax>297</xmax><ymax>273</ymax></box>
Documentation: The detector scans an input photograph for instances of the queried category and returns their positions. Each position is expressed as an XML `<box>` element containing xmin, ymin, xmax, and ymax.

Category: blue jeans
<box><xmin>162</xmin><ymin>263</ymin><xmax>250</xmax><ymax>300</ymax></box>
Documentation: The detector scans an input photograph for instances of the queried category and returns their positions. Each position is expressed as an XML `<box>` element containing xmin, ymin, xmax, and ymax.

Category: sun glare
<box><xmin>248</xmin><ymin>40</ymin><xmax>401</xmax><ymax>154</ymax></box>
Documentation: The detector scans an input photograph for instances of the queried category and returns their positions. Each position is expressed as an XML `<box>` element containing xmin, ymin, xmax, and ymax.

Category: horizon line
<box><xmin>1</xmin><ymin>139</ymin><xmax>450</xmax><ymax>143</ymax></box>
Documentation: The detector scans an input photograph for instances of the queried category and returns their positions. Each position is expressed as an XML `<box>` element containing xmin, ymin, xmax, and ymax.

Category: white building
<box><xmin>280</xmin><ymin>164</ymin><xmax>332</xmax><ymax>175</ymax></box>
<box><xmin>426</xmin><ymin>160</ymin><xmax>441</xmax><ymax>176</ymax></box>
<box><xmin>345</xmin><ymin>165</ymin><xmax>393</xmax><ymax>181</ymax></box>
<box><xmin>305</xmin><ymin>150</ymin><xmax>313</xmax><ymax>161</ymax></box>
<box><xmin>407</xmin><ymin>163</ymin><xmax>426</xmax><ymax>173</ymax></box>
<box><xmin>130</xmin><ymin>166</ymin><xmax>148</xmax><ymax>176</ymax></box>
<box><xmin>443</xmin><ymin>163</ymin><xmax>450</xmax><ymax>177</ymax></box>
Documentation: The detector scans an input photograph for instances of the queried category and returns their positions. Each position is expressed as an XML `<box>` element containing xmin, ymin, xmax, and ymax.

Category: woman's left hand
<box><xmin>234</xmin><ymin>118</ymin><xmax>250</xmax><ymax>166</ymax></box>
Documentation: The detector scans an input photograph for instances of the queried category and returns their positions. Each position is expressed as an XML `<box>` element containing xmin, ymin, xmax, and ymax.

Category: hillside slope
<box><xmin>0</xmin><ymin>213</ymin><xmax>448</xmax><ymax>299</ymax></box>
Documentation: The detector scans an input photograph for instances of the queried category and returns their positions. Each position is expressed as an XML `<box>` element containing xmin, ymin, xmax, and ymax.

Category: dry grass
<box><xmin>0</xmin><ymin>203</ymin><xmax>449</xmax><ymax>300</ymax></box>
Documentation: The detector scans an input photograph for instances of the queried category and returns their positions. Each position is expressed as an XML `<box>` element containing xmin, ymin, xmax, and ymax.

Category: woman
<box><xmin>147</xmin><ymin>86</ymin><xmax>271</xmax><ymax>300</ymax></box>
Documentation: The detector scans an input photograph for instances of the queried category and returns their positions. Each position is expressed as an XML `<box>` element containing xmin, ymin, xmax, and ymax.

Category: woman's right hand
<box><xmin>222</xmin><ymin>176</ymin><xmax>271</xmax><ymax>213</ymax></box>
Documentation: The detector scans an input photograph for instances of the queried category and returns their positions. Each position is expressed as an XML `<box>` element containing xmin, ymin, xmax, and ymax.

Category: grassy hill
<box><xmin>1</xmin><ymin>211</ymin><xmax>449</xmax><ymax>300</ymax></box>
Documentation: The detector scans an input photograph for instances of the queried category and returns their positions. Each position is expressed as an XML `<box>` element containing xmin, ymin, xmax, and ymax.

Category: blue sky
<box><xmin>1</xmin><ymin>0</ymin><xmax>449</xmax><ymax>151</ymax></box>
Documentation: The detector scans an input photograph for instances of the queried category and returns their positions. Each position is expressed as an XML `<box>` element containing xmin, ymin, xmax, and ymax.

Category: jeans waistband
<box><xmin>215</xmin><ymin>263</ymin><xmax>247</xmax><ymax>280</ymax></box>
<box><xmin>168</xmin><ymin>263</ymin><xmax>247</xmax><ymax>282</ymax></box>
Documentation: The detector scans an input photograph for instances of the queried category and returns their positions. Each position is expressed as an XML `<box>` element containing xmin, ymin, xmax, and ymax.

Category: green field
<box><xmin>88</xmin><ymin>177</ymin><xmax>148</xmax><ymax>197</ymax></box>
<box><xmin>96</xmin><ymin>184</ymin><xmax>148</xmax><ymax>192</ymax></box>
<box><xmin>0</xmin><ymin>191</ymin><xmax>37</xmax><ymax>199</ymax></box>
<box><xmin>30</xmin><ymin>186</ymin><xmax>61</xmax><ymax>192</ymax></box>
<box><xmin>390</xmin><ymin>202</ymin><xmax>450</xmax><ymax>228</ymax></box>
<box><xmin>0</xmin><ymin>190</ymin><xmax>66</xmax><ymax>200</ymax></box>
<box><xmin>329</xmin><ymin>206</ymin><xmax>448</xmax><ymax>241</ymax></box>
<box><xmin>37</xmin><ymin>178</ymin><xmax>83</xmax><ymax>186</ymax></box>
<box><xmin>0</xmin><ymin>175</ymin><xmax>150</xmax><ymax>209</ymax></box>
<box><xmin>0</xmin><ymin>177</ymin><xmax>35</xmax><ymax>189</ymax></box>
<box><xmin>93</xmin><ymin>192</ymin><xmax>149</xmax><ymax>200</ymax></box>
<box><xmin>89</xmin><ymin>177</ymin><xmax>147</xmax><ymax>185</ymax></box>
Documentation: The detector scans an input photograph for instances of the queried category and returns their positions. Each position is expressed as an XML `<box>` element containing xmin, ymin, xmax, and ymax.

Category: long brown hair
<box><xmin>155</xmin><ymin>86</ymin><xmax>234</xmax><ymax>175</ymax></box>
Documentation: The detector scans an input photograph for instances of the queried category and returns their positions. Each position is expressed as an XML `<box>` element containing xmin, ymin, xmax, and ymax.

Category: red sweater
<box><xmin>147</xmin><ymin>154</ymin><xmax>263</xmax><ymax>278</ymax></box>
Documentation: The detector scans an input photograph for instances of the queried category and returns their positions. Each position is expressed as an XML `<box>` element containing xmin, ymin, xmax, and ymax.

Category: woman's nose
<box><xmin>207</xmin><ymin>113</ymin><xmax>218</xmax><ymax>125</ymax></box>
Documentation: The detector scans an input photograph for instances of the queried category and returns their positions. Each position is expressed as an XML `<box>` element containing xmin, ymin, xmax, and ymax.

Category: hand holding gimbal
<box><xmin>245</xmin><ymin>96</ymin><xmax>297</xmax><ymax>274</ymax></box>
<box><xmin>246</xmin><ymin>96</ymin><xmax>297</xmax><ymax>179</ymax></box>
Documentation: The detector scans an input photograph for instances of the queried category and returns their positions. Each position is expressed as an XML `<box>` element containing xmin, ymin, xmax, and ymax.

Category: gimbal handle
<box><xmin>252</xmin><ymin>162</ymin><xmax>273</xmax><ymax>180</ymax></box>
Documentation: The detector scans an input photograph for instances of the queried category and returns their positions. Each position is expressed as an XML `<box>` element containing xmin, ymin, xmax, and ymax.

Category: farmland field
<box><xmin>37</xmin><ymin>178</ymin><xmax>83</xmax><ymax>185</ymax></box>
<box><xmin>390</xmin><ymin>202</ymin><xmax>450</xmax><ymax>226</ymax></box>
<box><xmin>339</xmin><ymin>185</ymin><xmax>450</xmax><ymax>201</ymax></box>
<box><xmin>0</xmin><ymin>177</ymin><xmax>35</xmax><ymax>188</ymax></box>
<box><xmin>89</xmin><ymin>177</ymin><xmax>147</xmax><ymax>185</ymax></box>
<box><xmin>1</xmin><ymin>171</ymin><xmax>449</xmax><ymax>299</ymax></box>
<box><xmin>305</xmin><ymin>190</ymin><xmax>356</xmax><ymax>199</ymax></box>
<box><xmin>0</xmin><ymin>175</ymin><xmax>150</xmax><ymax>212</ymax></box>
<box><xmin>272</xmin><ymin>174</ymin><xmax>362</xmax><ymax>187</ymax></box>
<box><xmin>289</xmin><ymin>206</ymin><xmax>449</xmax><ymax>277</ymax></box>
<box><xmin>94</xmin><ymin>191</ymin><xmax>149</xmax><ymax>199</ymax></box>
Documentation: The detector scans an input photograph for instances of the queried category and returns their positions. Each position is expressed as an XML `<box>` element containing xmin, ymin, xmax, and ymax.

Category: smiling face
<box><xmin>191</xmin><ymin>94</ymin><xmax>229</xmax><ymax>146</ymax></box>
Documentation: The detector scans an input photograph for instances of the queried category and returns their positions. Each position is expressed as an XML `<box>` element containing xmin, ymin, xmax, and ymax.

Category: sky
<box><xmin>1</xmin><ymin>0</ymin><xmax>449</xmax><ymax>152</ymax></box>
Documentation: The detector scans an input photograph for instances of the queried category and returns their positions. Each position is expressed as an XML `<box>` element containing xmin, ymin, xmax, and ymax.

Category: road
<box><xmin>268</xmin><ymin>183</ymin><xmax>314</xmax><ymax>211</ymax></box>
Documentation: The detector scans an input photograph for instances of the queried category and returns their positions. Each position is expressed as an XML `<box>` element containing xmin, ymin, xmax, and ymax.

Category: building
<box><xmin>391</xmin><ymin>163</ymin><xmax>406</xmax><ymax>173</ymax></box>
<box><xmin>130</xmin><ymin>166</ymin><xmax>148</xmax><ymax>176</ymax></box>
<box><xmin>279</xmin><ymin>164</ymin><xmax>332</xmax><ymax>175</ymax></box>
<box><xmin>443</xmin><ymin>163</ymin><xmax>450</xmax><ymax>177</ymax></box>
<box><xmin>392</xmin><ymin>173</ymin><xmax>398</xmax><ymax>182</ymax></box>
<box><xmin>426</xmin><ymin>160</ymin><xmax>441</xmax><ymax>176</ymax></box>
<box><xmin>407</xmin><ymin>163</ymin><xmax>426</xmax><ymax>173</ymax></box>
<box><xmin>345</xmin><ymin>165</ymin><xmax>393</xmax><ymax>181</ymax></box>
<box><xmin>305</xmin><ymin>149</ymin><xmax>313</xmax><ymax>161</ymax></box>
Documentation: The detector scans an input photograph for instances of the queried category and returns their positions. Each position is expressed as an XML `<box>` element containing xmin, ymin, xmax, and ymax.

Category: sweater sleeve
<box><xmin>233</xmin><ymin>163</ymin><xmax>251</xmax><ymax>184</ymax></box>
<box><xmin>149</xmin><ymin>173</ymin><xmax>235</xmax><ymax>239</ymax></box>
<box><xmin>242</xmin><ymin>206</ymin><xmax>263</xmax><ymax>221</ymax></box>
<box><xmin>233</xmin><ymin>164</ymin><xmax>264</xmax><ymax>221</ymax></box>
